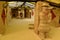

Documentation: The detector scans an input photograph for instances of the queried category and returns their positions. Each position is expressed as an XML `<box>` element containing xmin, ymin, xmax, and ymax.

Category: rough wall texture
<box><xmin>34</xmin><ymin>1</ymin><xmax>43</xmax><ymax>34</ymax></box>
<box><xmin>0</xmin><ymin>1</ymin><xmax>12</xmax><ymax>35</ymax></box>
<box><xmin>6</xmin><ymin>6</ymin><xmax>12</xmax><ymax>25</ymax></box>
<box><xmin>50</xmin><ymin>8</ymin><xmax>60</xmax><ymax>27</ymax></box>
<box><xmin>34</xmin><ymin>1</ymin><xmax>60</xmax><ymax>37</ymax></box>
<box><xmin>0</xmin><ymin>1</ymin><xmax>6</xmax><ymax>34</ymax></box>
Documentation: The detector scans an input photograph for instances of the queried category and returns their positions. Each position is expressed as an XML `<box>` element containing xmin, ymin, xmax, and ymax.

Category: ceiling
<box><xmin>47</xmin><ymin>0</ymin><xmax>60</xmax><ymax>4</ymax></box>
<box><xmin>8</xmin><ymin>1</ymin><xmax>35</xmax><ymax>8</ymax></box>
<box><xmin>5</xmin><ymin>0</ymin><xmax>60</xmax><ymax>8</ymax></box>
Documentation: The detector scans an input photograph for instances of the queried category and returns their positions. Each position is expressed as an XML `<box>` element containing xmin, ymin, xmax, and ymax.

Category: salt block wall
<box><xmin>0</xmin><ymin>1</ymin><xmax>6</xmax><ymax>34</ymax></box>
<box><xmin>34</xmin><ymin>1</ymin><xmax>60</xmax><ymax>35</ymax></box>
<box><xmin>0</xmin><ymin>1</ymin><xmax>12</xmax><ymax>34</ymax></box>
<box><xmin>50</xmin><ymin>8</ymin><xmax>60</xmax><ymax>27</ymax></box>
<box><xmin>34</xmin><ymin>1</ymin><xmax>42</xmax><ymax>33</ymax></box>
<box><xmin>6</xmin><ymin>6</ymin><xmax>12</xmax><ymax>25</ymax></box>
